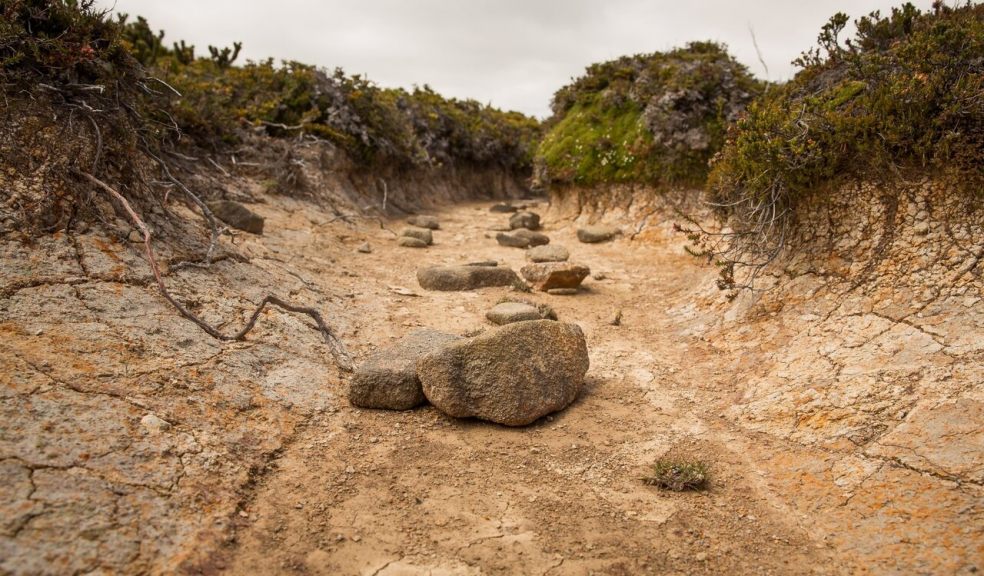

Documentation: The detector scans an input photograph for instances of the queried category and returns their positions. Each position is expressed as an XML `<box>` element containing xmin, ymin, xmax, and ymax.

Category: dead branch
<box><xmin>144</xmin><ymin>149</ymin><xmax>220</xmax><ymax>266</ymax></box>
<box><xmin>77</xmin><ymin>171</ymin><xmax>352</xmax><ymax>371</ymax></box>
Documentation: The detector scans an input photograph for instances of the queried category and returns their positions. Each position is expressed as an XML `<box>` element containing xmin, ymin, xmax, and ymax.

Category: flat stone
<box><xmin>399</xmin><ymin>227</ymin><xmax>433</xmax><ymax>245</ymax></box>
<box><xmin>576</xmin><ymin>224</ymin><xmax>620</xmax><ymax>243</ymax></box>
<box><xmin>509</xmin><ymin>211</ymin><xmax>541</xmax><ymax>231</ymax></box>
<box><xmin>486</xmin><ymin>302</ymin><xmax>542</xmax><ymax>325</ymax></box>
<box><xmin>207</xmin><ymin>200</ymin><xmax>264</xmax><ymax>234</ymax></box>
<box><xmin>350</xmin><ymin>330</ymin><xmax>461</xmax><ymax>410</ymax></box>
<box><xmin>357</xmin><ymin>242</ymin><xmax>372</xmax><ymax>254</ymax></box>
<box><xmin>547</xmin><ymin>288</ymin><xmax>580</xmax><ymax>295</ymax></box>
<box><xmin>527</xmin><ymin>245</ymin><xmax>569</xmax><ymax>263</ymax></box>
<box><xmin>496</xmin><ymin>232</ymin><xmax>532</xmax><ymax>248</ymax></box>
<box><xmin>521</xmin><ymin>262</ymin><xmax>591</xmax><ymax>292</ymax></box>
<box><xmin>465</xmin><ymin>260</ymin><xmax>498</xmax><ymax>267</ymax></box>
<box><xmin>407</xmin><ymin>215</ymin><xmax>440</xmax><ymax>230</ymax></box>
<box><xmin>397</xmin><ymin>237</ymin><xmax>428</xmax><ymax>248</ymax></box>
<box><xmin>417</xmin><ymin>265</ymin><xmax>521</xmax><ymax>291</ymax></box>
<box><xmin>140</xmin><ymin>414</ymin><xmax>171</xmax><ymax>434</ymax></box>
<box><xmin>418</xmin><ymin>320</ymin><xmax>589</xmax><ymax>426</ymax></box>
<box><xmin>513</xmin><ymin>229</ymin><xmax>550</xmax><ymax>246</ymax></box>
<box><xmin>490</xmin><ymin>203</ymin><xmax>518</xmax><ymax>213</ymax></box>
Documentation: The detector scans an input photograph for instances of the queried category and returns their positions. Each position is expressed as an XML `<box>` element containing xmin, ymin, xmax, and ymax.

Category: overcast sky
<box><xmin>96</xmin><ymin>0</ymin><xmax>936</xmax><ymax>118</ymax></box>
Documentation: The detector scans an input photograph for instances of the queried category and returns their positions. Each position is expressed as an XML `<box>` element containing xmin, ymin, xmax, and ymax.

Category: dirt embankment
<box><xmin>547</xmin><ymin>179</ymin><xmax>984</xmax><ymax>573</ymax></box>
<box><xmin>1</xmin><ymin>146</ymin><xmax>981</xmax><ymax>576</ymax></box>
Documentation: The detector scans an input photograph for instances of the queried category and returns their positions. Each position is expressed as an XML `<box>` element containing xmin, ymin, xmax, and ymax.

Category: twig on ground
<box><xmin>77</xmin><ymin>170</ymin><xmax>352</xmax><ymax>371</ymax></box>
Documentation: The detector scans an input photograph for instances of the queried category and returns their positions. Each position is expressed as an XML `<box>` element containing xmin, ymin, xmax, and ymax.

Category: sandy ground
<box><xmin>2</xmin><ymin>193</ymin><xmax>981</xmax><ymax>575</ymax></box>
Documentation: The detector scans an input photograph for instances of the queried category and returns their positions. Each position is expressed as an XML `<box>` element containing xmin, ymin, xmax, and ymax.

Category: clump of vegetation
<box><xmin>114</xmin><ymin>14</ymin><xmax>539</xmax><ymax>170</ymax></box>
<box><xmin>643</xmin><ymin>458</ymin><xmax>709</xmax><ymax>491</ymax></box>
<box><xmin>703</xmin><ymin>2</ymin><xmax>983</xmax><ymax>290</ymax></box>
<box><xmin>536</xmin><ymin>42</ymin><xmax>763</xmax><ymax>187</ymax></box>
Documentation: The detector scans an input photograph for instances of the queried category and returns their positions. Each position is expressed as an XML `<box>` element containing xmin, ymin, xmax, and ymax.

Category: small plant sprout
<box><xmin>643</xmin><ymin>458</ymin><xmax>709</xmax><ymax>491</ymax></box>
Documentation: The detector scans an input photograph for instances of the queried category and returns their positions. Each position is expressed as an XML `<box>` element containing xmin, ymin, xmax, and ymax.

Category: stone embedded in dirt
<box><xmin>357</xmin><ymin>242</ymin><xmax>372</xmax><ymax>254</ymax></box>
<box><xmin>548</xmin><ymin>288</ymin><xmax>580</xmax><ymax>296</ymax></box>
<box><xmin>397</xmin><ymin>237</ymin><xmax>428</xmax><ymax>248</ymax></box>
<box><xmin>399</xmin><ymin>226</ymin><xmax>434</xmax><ymax>245</ymax></box>
<box><xmin>486</xmin><ymin>302</ymin><xmax>543</xmax><ymax>325</ymax></box>
<box><xmin>513</xmin><ymin>228</ymin><xmax>550</xmax><ymax>246</ymax></box>
<box><xmin>496</xmin><ymin>232</ymin><xmax>531</xmax><ymax>248</ymax></box>
<box><xmin>465</xmin><ymin>260</ymin><xmax>498</xmax><ymax>267</ymax></box>
<box><xmin>127</xmin><ymin>230</ymin><xmax>142</xmax><ymax>243</ymax></box>
<box><xmin>576</xmin><ymin>225</ymin><xmax>620</xmax><ymax>243</ymax></box>
<box><xmin>509</xmin><ymin>211</ymin><xmax>541</xmax><ymax>230</ymax></box>
<box><xmin>527</xmin><ymin>244</ymin><xmax>569</xmax><ymax>263</ymax></box>
<box><xmin>140</xmin><ymin>413</ymin><xmax>171</xmax><ymax>434</ymax></box>
<box><xmin>417</xmin><ymin>265</ymin><xmax>521</xmax><ymax>291</ymax></box>
<box><xmin>350</xmin><ymin>330</ymin><xmax>462</xmax><ymax>410</ymax></box>
<box><xmin>521</xmin><ymin>262</ymin><xmax>591</xmax><ymax>292</ymax></box>
<box><xmin>208</xmin><ymin>200</ymin><xmax>265</xmax><ymax>234</ymax></box>
<box><xmin>407</xmin><ymin>215</ymin><xmax>440</xmax><ymax>230</ymax></box>
<box><xmin>417</xmin><ymin>320</ymin><xmax>589</xmax><ymax>426</ymax></box>
<box><xmin>490</xmin><ymin>203</ymin><xmax>518</xmax><ymax>213</ymax></box>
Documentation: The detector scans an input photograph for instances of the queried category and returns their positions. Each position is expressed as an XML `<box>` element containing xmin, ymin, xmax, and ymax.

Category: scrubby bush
<box><xmin>536</xmin><ymin>42</ymin><xmax>762</xmax><ymax>187</ymax></box>
<box><xmin>704</xmin><ymin>2</ymin><xmax>983</xmax><ymax>289</ymax></box>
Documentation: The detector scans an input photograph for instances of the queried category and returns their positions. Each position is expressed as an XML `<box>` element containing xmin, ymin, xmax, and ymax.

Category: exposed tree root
<box><xmin>77</xmin><ymin>170</ymin><xmax>352</xmax><ymax>371</ymax></box>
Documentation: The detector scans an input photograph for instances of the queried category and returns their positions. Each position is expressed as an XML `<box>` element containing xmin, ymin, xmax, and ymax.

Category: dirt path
<box><xmin>214</xmin><ymin>200</ymin><xmax>846</xmax><ymax>575</ymax></box>
<box><xmin>4</xmin><ymin>192</ymin><xmax>979</xmax><ymax>575</ymax></box>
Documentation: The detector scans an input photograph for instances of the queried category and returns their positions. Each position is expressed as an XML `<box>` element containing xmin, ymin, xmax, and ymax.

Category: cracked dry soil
<box><xmin>1</xmin><ymin>193</ymin><xmax>982</xmax><ymax>575</ymax></box>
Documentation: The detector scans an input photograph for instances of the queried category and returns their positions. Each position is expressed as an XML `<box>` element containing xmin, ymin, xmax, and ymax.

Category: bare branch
<box><xmin>77</xmin><ymin>170</ymin><xmax>352</xmax><ymax>371</ymax></box>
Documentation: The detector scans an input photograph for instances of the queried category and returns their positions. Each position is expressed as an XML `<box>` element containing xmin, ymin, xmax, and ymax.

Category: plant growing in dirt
<box><xmin>643</xmin><ymin>458</ymin><xmax>710</xmax><ymax>491</ymax></box>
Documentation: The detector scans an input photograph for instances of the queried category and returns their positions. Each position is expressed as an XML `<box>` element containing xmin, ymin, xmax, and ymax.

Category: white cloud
<box><xmin>97</xmin><ymin>0</ymin><xmax>936</xmax><ymax>118</ymax></box>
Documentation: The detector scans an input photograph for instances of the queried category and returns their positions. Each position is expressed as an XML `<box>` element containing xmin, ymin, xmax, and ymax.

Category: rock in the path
<box><xmin>350</xmin><ymin>330</ymin><xmax>461</xmax><ymax>410</ymax></box>
<box><xmin>490</xmin><ymin>203</ymin><xmax>518</xmax><ymax>213</ymax></box>
<box><xmin>576</xmin><ymin>224</ymin><xmax>620</xmax><ymax>243</ymax></box>
<box><xmin>357</xmin><ymin>242</ymin><xmax>372</xmax><ymax>254</ymax></box>
<box><xmin>407</xmin><ymin>215</ymin><xmax>440</xmax><ymax>230</ymax></box>
<box><xmin>496</xmin><ymin>232</ymin><xmax>532</xmax><ymax>248</ymax></box>
<box><xmin>514</xmin><ymin>229</ymin><xmax>549</xmax><ymax>246</ymax></box>
<box><xmin>548</xmin><ymin>288</ymin><xmax>580</xmax><ymax>296</ymax></box>
<box><xmin>418</xmin><ymin>320</ymin><xmax>589</xmax><ymax>426</ymax></box>
<box><xmin>527</xmin><ymin>244</ymin><xmax>569</xmax><ymax>263</ymax></box>
<box><xmin>400</xmin><ymin>226</ymin><xmax>433</xmax><ymax>245</ymax></box>
<box><xmin>417</xmin><ymin>265</ymin><xmax>521</xmax><ymax>291</ymax></box>
<box><xmin>509</xmin><ymin>211</ymin><xmax>541</xmax><ymax>231</ymax></box>
<box><xmin>207</xmin><ymin>200</ymin><xmax>264</xmax><ymax>234</ymax></box>
<box><xmin>521</xmin><ymin>262</ymin><xmax>590</xmax><ymax>292</ymax></box>
<box><xmin>496</xmin><ymin>229</ymin><xmax>549</xmax><ymax>248</ymax></box>
<box><xmin>486</xmin><ymin>302</ymin><xmax>543</xmax><ymax>325</ymax></box>
<box><xmin>398</xmin><ymin>237</ymin><xmax>428</xmax><ymax>248</ymax></box>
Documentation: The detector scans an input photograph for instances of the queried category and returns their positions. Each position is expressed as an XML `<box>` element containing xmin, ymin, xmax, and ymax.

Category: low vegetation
<box><xmin>703</xmin><ymin>2</ymin><xmax>983</xmax><ymax>290</ymax></box>
<box><xmin>643</xmin><ymin>458</ymin><xmax>709</xmax><ymax>491</ymax></box>
<box><xmin>535</xmin><ymin>42</ymin><xmax>762</xmax><ymax>187</ymax></box>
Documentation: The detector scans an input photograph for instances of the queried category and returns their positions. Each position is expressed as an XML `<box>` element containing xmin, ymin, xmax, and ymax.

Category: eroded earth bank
<box><xmin>2</xmin><ymin>157</ymin><xmax>982</xmax><ymax>576</ymax></box>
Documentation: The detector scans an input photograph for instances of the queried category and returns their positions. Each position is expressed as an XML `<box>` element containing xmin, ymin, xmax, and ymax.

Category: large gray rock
<box><xmin>576</xmin><ymin>225</ymin><xmax>620</xmax><ymax>243</ymax></box>
<box><xmin>350</xmin><ymin>330</ymin><xmax>461</xmax><ymax>410</ymax></box>
<box><xmin>509</xmin><ymin>211</ymin><xmax>541</xmax><ymax>231</ymax></box>
<box><xmin>486</xmin><ymin>302</ymin><xmax>542</xmax><ymax>325</ymax></box>
<box><xmin>400</xmin><ymin>227</ymin><xmax>433</xmax><ymax>245</ymax></box>
<box><xmin>397</xmin><ymin>236</ymin><xmax>428</xmax><ymax>248</ymax></box>
<box><xmin>417</xmin><ymin>265</ymin><xmax>521</xmax><ymax>291</ymax></box>
<box><xmin>207</xmin><ymin>200</ymin><xmax>264</xmax><ymax>235</ymax></box>
<box><xmin>418</xmin><ymin>320</ymin><xmax>589</xmax><ymax>426</ymax></box>
<box><xmin>521</xmin><ymin>262</ymin><xmax>590</xmax><ymax>292</ymax></box>
<box><xmin>407</xmin><ymin>215</ymin><xmax>440</xmax><ymax>230</ymax></box>
<box><xmin>527</xmin><ymin>244</ymin><xmax>569</xmax><ymax>263</ymax></box>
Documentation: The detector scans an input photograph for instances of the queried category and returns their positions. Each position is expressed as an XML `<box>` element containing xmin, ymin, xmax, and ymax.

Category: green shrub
<box><xmin>706</xmin><ymin>2</ymin><xmax>983</xmax><ymax>287</ymax></box>
<box><xmin>643</xmin><ymin>458</ymin><xmax>709</xmax><ymax>491</ymax></box>
<box><xmin>537</xmin><ymin>42</ymin><xmax>763</xmax><ymax>187</ymax></box>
